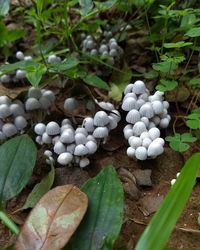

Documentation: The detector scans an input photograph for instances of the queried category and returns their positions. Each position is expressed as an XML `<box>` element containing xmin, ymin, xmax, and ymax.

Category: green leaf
<box><xmin>156</xmin><ymin>79</ymin><xmax>178</xmax><ymax>92</ymax></box>
<box><xmin>26</xmin><ymin>64</ymin><xmax>47</xmax><ymax>86</ymax></box>
<box><xmin>79</xmin><ymin>0</ymin><xmax>93</xmax><ymax>16</ymax></box>
<box><xmin>36</xmin><ymin>0</ymin><xmax>44</xmax><ymax>17</ymax></box>
<box><xmin>163</xmin><ymin>41</ymin><xmax>193</xmax><ymax>49</ymax></box>
<box><xmin>49</xmin><ymin>57</ymin><xmax>79</xmax><ymax>72</ymax></box>
<box><xmin>0</xmin><ymin>135</ymin><xmax>37</xmax><ymax>205</ymax></box>
<box><xmin>95</xmin><ymin>0</ymin><xmax>117</xmax><ymax>11</ymax></box>
<box><xmin>0</xmin><ymin>60</ymin><xmax>37</xmax><ymax>73</ymax></box>
<box><xmin>188</xmin><ymin>77</ymin><xmax>200</xmax><ymax>87</ymax></box>
<box><xmin>0</xmin><ymin>0</ymin><xmax>10</xmax><ymax>16</ymax></box>
<box><xmin>135</xmin><ymin>153</ymin><xmax>200</xmax><ymax>250</ymax></box>
<box><xmin>152</xmin><ymin>61</ymin><xmax>177</xmax><ymax>73</ymax></box>
<box><xmin>180</xmin><ymin>13</ymin><xmax>197</xmax><ymax>29</ymax></box>
<box><xmin>186</xmin><ymin>112</ymin><xmax>200</xmax><ymax>129</ymax></box>
<box><xmin>16</xmin><ymin>164</ymin><xmax>55</xmax><ymax>211</ymax></box>
<box><xmin>166</xmin><ymin>133</ymin><xmax>197</xmax><ymax>152</ymax></box>
<box><xmin>65</xmin><ymin>165</ymin><xmax>124</xmax><ymax>250</ymax></box>
<box><xmin>185</xmin><ymin>27</ymin><xmax>200</xmax><ymax>37</ymax></box>
<box><xmin>81</xmin><ymin>73</ymin><xmax>109</xmax><ymax>90</ymax></box>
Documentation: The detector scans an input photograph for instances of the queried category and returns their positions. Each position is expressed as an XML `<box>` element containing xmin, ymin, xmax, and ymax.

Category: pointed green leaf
<box><xmin>81</xmin><ymin>73</ymin><xmax>109</xmax><ymax>90</ymax></box>
<box><xmin>185</xmin><ymin>27</ymin><xmax>200</xmax><ymax>37</ymax></box>
<box><xmin>0</xmin><ymin>135</ymin><xmax>37</xmax><ymax>204</ymax></box>
<box><xmin>65</xmin><ymin>165</ymin><xmax>124</xmax><ymax>250</ymax></box>
<box><xmin>135</xmin><ymin>153</ymin><xmax>200</xmax><ymax>250</ymax></box>
<box><xmin>78</xmin><ymin>0</ymin><xmax>93</xmax><ymax>16</ymax></box>
<box><xmin>153</xmin><ymin>61</ymin><xmax>177</xmax><ymax>73</ymax></box>
<box><xmin>26</xmin><ymin>64</ymin><xmax>47</xmax><ymax>86</ymax></box>
<box><xmin>163</xmin><ymin>41</ymin><xmax>193</xmax><ymax>49</ymax></box>
<box><xmin>156</xmin><ymin>79</ymin><xmax>178</xmax><ymax>92</ymax></box>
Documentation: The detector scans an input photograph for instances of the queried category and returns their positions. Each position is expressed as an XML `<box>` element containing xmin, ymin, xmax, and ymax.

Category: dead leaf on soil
<box><xmin>15</xmin><ymin>185</ymin><xmax>88</xmax><ymax>250</ymax></box>
<box><xmin>0</xmin><ymin>85</ymin><xmax>29</xmax><ymax>99</ymax></box>
<box><xmin>138</xmin><ymin>195</ymin><xmax>164</xmax><ymax>216</ymax></box>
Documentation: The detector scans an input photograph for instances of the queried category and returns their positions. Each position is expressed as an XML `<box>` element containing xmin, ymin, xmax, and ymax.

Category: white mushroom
<box><xmin>16</xmin><ymin>70</ymin><xmax>26</xmax><ymax>79</ymax></box>
<box><xmin>75</xmin><ymin>133</ymin><xmax>87</xmax><ymax>145</ymax></box>
<box><xmin>42</xmin><ymin>132</ymin><xmax>52</xmax><ymax>144</ymax></box>
<box><xmin>25</xmin><ymin>98</ymin><xmax>41</xmax><ymax>111</ymax></box>
<box><xmin>46</xmin><ymin>122</ymin><xmax>60</xmax><ymax>136</ymax></box>
<box><xmin>64</xmin><ymin>98</ymin><xmax>79</xmax><ymax>112</ymax></box>
<box><xmin>16</xmin><ymin>51</ymin><xmax>24</xmax><ymax>60</ymax></box>
<box><xmin>28</xmin><ymin>87</ymin><xmax>42</xmax><ymax>99</ymax></box>
<box><xmin>74</xmin><ymin>144</ymin><xmax>89</xmax><ymax>156</ymax></box>
<box><xmin>79</xmin><ymin>157</ymin><xmax>90</xmax><ymax>168</ymax></box>
<box><xmin>60</xmin><ymin>129</ymin><xmax>75</xmax><ymax>144</ymax></box>
<box><xmin>148</xmin><ymin>127</ymin><xmax>160</xmax><ymax>140</ymax></box>
<box><xmin>42</xmin><ymin>90</ymin><xmax>55</xmax><ymax>103</ymax></box>
<box><xmin>122</xmin><ymin>97</ymin><xmax>137</xmax><ymax>111</ymax></box>
<box><xmin>132</xmin><ymin>121</ymin><xmax>147</xmax><ymax>136</ymax></box>
<box><xmin>128</xmin><ymin>136</ymin><xmax>142</xmax><ymax>148</ymax></box>
<box><xmin>147</xmin><ymin>141</ymin><xmax>164</xmax><ymax>157</ymax></box>
<box><xmin>139</xmin><ymin>103</ymin><xmax>154</xmax><ymax>118</ymax></box>
<box><xmin>126</xmin><ymin>110</ymin><xmax>140</xmax><ymax>124</ymax></box>
<box><xmin>152</xmin><ymin>100</ymin><xmax>164</xmax><ymax>115</ymax></box>
<box><xmin>0</xmin><ymin>104</ymin><xmax>11</xmax><ymax>118</ymax></box>
<box><xmin>135</xmin><ymin>146</ymin><xmax>147</xmax><ymax>160</ymax></box>
<box><xmin>159</xmin><ymin>118</ymin><xmax>170</xmax><ymax>128</ymax></box>
<box><xmin>0</xmin><ymin>96</ymin><xmax>11</xmax><ymax>105</ymax></box>
<box><xmin>2</xmin><ymin>123</ymin><xmax>18</xmax><ymax>137</ymax></box>
<box><xmin>57</xmin><ymin>152</ymin><xmax>73</xmax><ymax>165</ymax></box>
<box><xmin>124</xmin><ymin>84</ymin><xmax>134</xmax><ymax>95</ymax></box>
<box><xmin>132</xmin><ymin>80</ymin><xmax>146</xmax><ymax>94</ymax></box>
<box><xmin>10</xmin><ymin>103</ymin><xmax>25</xmax><ymax>116</ymax></box>
<box><xmin>14</xmin><ymin>116</ymin><xmax>27</xmax><ymax>130</ymax></box>
<box><xmin>53</xmin><ymin>141</ymin><xmax>66</xmax><ymax>154</ymax></box>
<box><xmin>142</xmin><ymin>138</ymin><xmax>152</xmax><ymax>148</ymax></box>
<box><xmin>82</xmin><ymin>117</ymin><xmax>94</xmax><ymax>133</ymax></box>
<box><xmin>93</xmin><ymin>127</ymin><xmax>108</xmax><ymax>139</ymax></box>
<box><xmin>34</xmin><ymin>123</ymin><xmax>46</xmax><ymax>135</ymax></box>
<box><xmin>93</xmin><ymin>111</ymin><xmax>109</xmax><ymax>127</ymax></box>
<box><xmin>127</xmin><ymin>147</ymin><xmax>135</xmax><ymax>158</ymax></box>
<box><xmin>85</xmin><ymin>140</ymin><xmax>98</xmax><ymax>154</ymax></box>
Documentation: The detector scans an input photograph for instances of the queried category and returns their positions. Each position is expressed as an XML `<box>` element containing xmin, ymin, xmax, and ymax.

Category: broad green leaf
<box><xmin>186</xmin><ymin>112</ymin><xmax>200</xmax><ymax>129</ymax></box>
<box><xmin>26</xmin><ymin>64</ymin><xmax>47</xmax><ymax>86</ymax></box>
<box><xmin>163</xmin><ymin>41</ymin><xmax>193</xmax><ymax>49</ymax></box>
<box><xmin>15</xmin><ymin>185</ymin><xmax>88</xmax><ymax>250</ymax></box>
<box><xmin>180</xmin><ymin>14</ymin><xmax>196</xmax><ymax>29</ymax></box>
<box><xmin>0</xmin><ymin>135</ymin><xmax>37</xmax><ymax>204</ymax></box>
<box><xmin>0</xmin><ymin>0</ymin><xmax>10</xmax><ymax>16</ymax></box>
<box><xmin>36</xmin><ymin>0</ymin><xmax>44</xmax><ymax>17</ymax></box>
<box><xmin>95</xmin><ymin>0</ymin><xmax>117</xmax><ymax>11</ymax></box>
<box><xmin>188</xmin><ymin>77</ymin><xmax>200</xmax><ymax>87</ymax></box>
<box><xmin>16</xmin><ymin>164</ymin><xmax>55</xmax><ymax>211</ymax></box>
<box><xmin>152</xmin><ymin>61</ymin><xmax>177</xmax><ymax>73</ymax></box>
<box><xmin>0</xmin><ymin>60</ymin><xmax>38</xmax><ymax>74</ymax></box>
<box><xmin>81</xmin><ymin>73</ymin><xmax>109</xmax><ymax>90</ymax></box>
<box><xmin>185</xmin><ymin>27</ymin><xmax>200</xmax><ymax>37</ymax></box>
<box><xmin>166</xmin><ymin>133</ymin><xmax>197</xmax><ymax>152</ymax></box>
<box><xmin>143</xmin><ymin>70</ymin><xmax>159</xmax><ymax>79</ymax></box>
<box><xmin>156</xmin><ymin>79</ymin><xmax>178</xmax><ymax>92</ymax></box>
<box><xmin>49</xmin><ymin>57</ymin><xmax>79</xmax><ymax>72</ymax></box>
<box><xmin>135</xmin><ymin>153</ymin><xmax>200</xmax><ymax>250</ymax></box>
<box><xmin>79</xmin><ymin>0</ymin><xmax>93</xmax><ymax>16</ymax></box>
<box><xmin>66</xmin><ymin>165</ymin><xmax>124</xmax><ymax>250</ymax></box>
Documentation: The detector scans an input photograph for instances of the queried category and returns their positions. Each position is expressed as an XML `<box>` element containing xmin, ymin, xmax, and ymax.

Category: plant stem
<box><xmin>0</xmin><ymin>210</ymin><xmax>19</xmax><ymax>235</ymax></box>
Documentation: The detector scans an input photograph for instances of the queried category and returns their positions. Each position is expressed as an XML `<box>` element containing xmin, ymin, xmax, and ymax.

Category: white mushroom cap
<box><xmin>0</xmin><ymin>75</ymin><xmax>11</xmax><ymax>83</ymax></box>
<box><xmin>66</xmin><ymin>143</ymin><xmax>76</xmax><ymax>154</ymax></box>
<box><xmin>99</xmin><ymin>44</ymin><xmax>108</xmax><ymax>54</ymax></box>
<box><xmin>123</xmin><ymin>92</ymin><xmax>137</xmax><ymax>100</ymax></box>
<box><xmin>0</xmin><ymin>96</ymin><xmax>11</xmax><ymax>105</ymax></box>
<box><xmin>86</xmin><ymin>135</ymin><xmax>96</xmax><ymax>143</ymax></box>
<box><xmin>140</xmin><ymin>131</ymin><xmax>150</xmax><ymax>140</ymax></box>
<box><xmin>107</xmin><ymin>116</ymin><xmax>118</xmax><ymax>130</ymax></box>
<box><xmin>94</xmin><ymin>111</ymin><xmax>109</xmax><ymax>127</ymax></box>
<box><xmin>85</xmin><ymin>140</ymin><xmax>98</xmax><ymax>154</ymax></box>
<box><xmin>0</xmin><ymin>131</ymin><xmax>6</xmax><ymax>141</ymax></box>
<box><xmin>152</xmin><ymin>100</ymin><xmax>164</xmax><ymax>115</ymax></box>
<box><xmin>61</xmin><ymin>124</ymin><xmax>74</xmax><ymax>133</ymax></box>
<box><xmin>16</xmin><ymin>51</ymin><xmax>24</xmax><ymax>60</ymax></box>
<box><xmin>126</xmin><ymin>110</ymin><xmax>140</xmax><ymax>124</ymax></box>
<box><xmin>47</xmin><ymin>54</ymin><xmax>61</xmax><ymax>63</ymax></box>
<box><xmin>148</xmin><ymin>121</ymin><xmax>156</xmax><ymax>129</ymax></box>
<box><xmin>60</xmin><ymin>129</ymin><xmax>75</xmax><ymax>144</ymax></box>
<box><xmin>138</xmin><ymin>93</ymin><xmax>149</xmax><ymax>101</ymax></box>
<box><xmin>132</xmin><ymin>80</ymin><xmax>146</xmax><ymax>94</ymax></box>
<box><xmin>46</xmin><ymin>156</ymin><xmax>55</xmax><ymax>165</ymax></box>
<box><xmin>42</xmin><ymin>90</ymin><xmax>55</xmax><ymax>103</ymax></box>
<box><xmin>148</xmin><ymin>92</ymin><xmax>164</xmax><ymax>102</ymax></box>
<box><xmin>24</xmin><ymin>56</ymin><xmax>32</xmax><ymax>61</ymax></box>
<box><xmin>9</xmin><ymin>103</ymin><xmax>25</xmax><ymax>116</ymax></box>
<box><xmin>14</xmin><ymin>116</ymin><xmax>27</xmax><ymax>130</ymax></box>
<box><xmin>140</xmin><ymin>117</ymin><xmax>149</xmax><ymax>127</ymax></box>
<box><xmin>151</xmin><ymin>116</ymin><xmax>160</xmax><ymax>126</ymax></box>
<box><xmin>61</xmin><ymin>118</ymin><xmax>72</xmax><ymax>126</ymax></box>
<box><xmin>153</xmin><ymin>138</ymin><xmax>165</xmax><ymax>146</ymax></box>
<box><xmin>148</xmin><ymin>127</ymin><xmax>160</xmax><ymax>140</ymax></box>
<box><xmin>2</xmin><ymin>123</ymin><xmax>18</xmax><ymax>137</ymax></box>
<box><xmin>0</xmin><ymin>104</ymin><xmax>11</xmax><ymax>118</ymax></box>
<box><xmin>82</xmin><ymin>117</ymin><xmax>94</xmax><ymax>133</ymax></box>
<box><xmin>124</xmin><ymin>128</ymin><xmax>133</xmax><ymax>140</ymax></box>
<box><xmin>75</xmin><ymin>127</ymin><xmax>88</xmax><ymax>136</ymax></box>
<box><xmin>128</xmin><ymin>136</ymin><xmax>142</xmax><ymax>148</ymax></box>
<box><xmin>159</xmin><ymin>118</ymin><xmax>170</xmax><ymax>128</ymax></box>
<box><xmin>42</xmin><ymin>132</ymin><xmax>52</xmax><ymax>144</ymax></box>
<box><xmin>142</xmin><ymin>138</ymin><xmax>152</xmax><ymax>148</ymax></box>
<box><xmin>79</xmin><ymin>157</ymin><xmax>90</xmax><ymax>168</ymax></box>
<box><xmin>46</xmin><ymin>121</ymin><xmax>60</xmax><ymax>136</ymax></box>
<box><xmin>109</xmin><ymin>110</ymin><xmax>121</xmax><ymax>123</ymax></box>
<box><xmin>124</xmin><ymin>84</ymin><xmax>134</xmax><ymax>95</ymax></box>
<box><xmin>93</xmin><ymin>126</ymin><xmax>108</xmax><ymax>139</ymax></box>
<box><xmin>133</xmin><ymin>121</ymin><xmax>147</xmax><ymax>136</ymax></box>
<box><xmin>122</xmin><ymin>97</ymin><xmax>137</xmax><ymax>111</ymax></box>
<box><xmin>52</xmin><ymin>135</ymin><xmax>60</xmax><ymax>145</ymax></box>
<box><xmin>171</xmin><ymin>179</ymin><xmax>176</xmax><ymax>185</ymax></box>
<box><xmin>35</xmin><ymin>135</ymin><xmax>43</xmax><ymax>145</ymax></box>
<box><xmin>163</xmin><ymin>101</ymin><xmax>169</xmax><ymax>109</ymax></box>
<box><xmin>139</xmin><ymin>103</ymin><xmax>154</xmax><ymax>118</ymax></box>
<box><xmin>39</xmin><ymin>96</ymin><xmax>51</xmax><ymax>109</ymax></box>
<box><xmin>64</xmin><ymin>98</ymin><xmax>79</xmax><ymax>112</ymax></box>
<box><xmin>34</xmin><ymin>123</ymin><xmax>46</xmax><ymax>135</ymax></box>
<box><xmin>98</xmin><ymin>101</ymin><xmax>115</xmax><ymax>111</ymax></box>
<box><xmin>135</xmin><ymin>146</ymin><xmax>147</xmax><ymax>160</ymax></box>
<box><xmin>74</xmin><ymin>144</ymin><xmax>89</xmax><ymax>156</ymax></box>
<box><xmin>16</xmin><ymin>70</ymin><xmax>26</xmax><ymax>79</ymax></box>
<box><xmin>53</xmin><ymin>141</ymin><xmax>66</xmax><ymax>155</ymax></box>
<box><xmin>57</xmin><ymin>152</ymin><xmax>73</xmax><ymax>165</ymax></box>
<box><xmin>136</xmin><ymin>99</ymin><xmax>146</xmax><ymax>109</ymax></box>
<box><xmin>28</xmin><ymin>87</ymin><xmax>42</xmax><ymax>99</ymax></box>
<box><xmin>147</xmin><ymin>141</ymin><xmax>164</xmax><ymax>157</ymax></box>
<box><xmin>75</xmin><ymin>133</ymin><xmax>87</xmax><ymax>145</ymax></box>
<box><xmin>127</xmin><ymin>147</ymin><xmax>135</xmax><ymax>158</ymax></box>
<box><xmin>109</xmin><ymin>49</ymin><xmax>118</xmax><ymax>57</ymax></box>
<box><xmin>44</xmin><ymin>150</ymin><xmax>53</xmax><ymax>157</ymax></box>
<box><xmin>25</xmin><ymin>98</ymin><xmax>41</xmax><ymax>110</ymax></box>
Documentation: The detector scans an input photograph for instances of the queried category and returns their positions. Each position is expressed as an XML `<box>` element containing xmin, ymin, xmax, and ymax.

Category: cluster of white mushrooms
<box><xmin>34</xmin><ymin>99</ymin><xmax>121</xmax><ymax>168</ymax></box>
<box><xmin>0</xmin><ymin>52</ymin><xmax>61</xmax><ymax>85</ymax></box>
<box><xmin>81</xmin><ymin>30</ymin><xmax>123</xmax><ymax>64</ymax></box>
<box><xmin>0</xmin><ymin>87</ymin><xmax>55</xmax><ymax>142</ymax></box>
<box><xmin>122</xmin><ymin>80</ymin><xmax>171</xmax><ymax>160</ymax></box>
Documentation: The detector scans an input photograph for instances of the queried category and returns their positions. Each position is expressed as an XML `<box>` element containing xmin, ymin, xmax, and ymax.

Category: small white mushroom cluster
<box><xmin>0</xmin><ymin>51</ymin><xmax>32</xmax><ymax>84</ymax></box>
<box><xmin>171</xmin><ymin>172</ymin><xmax>180</xmax><ymax>185</ymax></box>
<box><xmin>34</xmin><ymin>100</ymin><xmax>121</xmax><ymax>168</ymax></box>
<box><xmin>81</xmin><ymin>31</ymin><xmax>123</xmax><ymax>64</ymax></box>
<box><xmin>122</xmin><ymin>80</ymin><xmax>171</xmax><ymax>160</ymax></box>
<box><xmin>47</xmin><ymin>54</ymin><xmax>61</xmax><ymax>64</ymax></box>
<box><xmin>25</xmin><ymin>87</ymin><xmax>55</xmax><ymax>115</ymax></box>
<box><xmin>0</xmin><ymin>95</ymin><xmax>28</xmax><ymax>141</ymax></box>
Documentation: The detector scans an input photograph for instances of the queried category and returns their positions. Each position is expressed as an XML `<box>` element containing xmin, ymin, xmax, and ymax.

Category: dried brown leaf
<box><xmin>15</xmin><ymin>185</ymin><xmax>88</xmax><ymax>250</ymax></box>
<box><xmin>0</xmin><ymin>85</ymin><xmax>29</xmax><ymax>99</ymax></box>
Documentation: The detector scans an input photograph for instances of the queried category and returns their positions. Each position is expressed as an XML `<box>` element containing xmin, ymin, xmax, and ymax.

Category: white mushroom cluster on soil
<box><xmin>122</xmin><ymin>80</ymin><xmax>171</xmax><ymax>160</ymax></box>
<box><xmin>0</xmin><ymin>87</ymin><xmax>55</xmax><ymax>142</ymax></box>
<box><xmin>81</xmin><ymin>29</ymin><xmax>123</xmax><ymax>64</ymax></box>
<box><xmin>34</xmin><ymin>100</ymin><xmax>121</xmax><ymax>168</ymax></box>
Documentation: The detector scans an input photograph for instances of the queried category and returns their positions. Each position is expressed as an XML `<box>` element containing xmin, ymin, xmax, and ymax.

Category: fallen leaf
<box><xmin>0</xmin><ymin>85</ymin><xmax>29</xmax><ymax>99</ymax></box>
<box><xmin>15</xmin><ymin>185</ymin><xmax>88</xmax><ymax>250</ymax></box>
<box><xmin>138</xmin><ymin>195</ymin><xmax>164</xmax><ymax>216</ymax></box>
<box><xmin>133</xmin><ymin>169</ymin><xmax>152</xmax><ymax>186</ymax></box>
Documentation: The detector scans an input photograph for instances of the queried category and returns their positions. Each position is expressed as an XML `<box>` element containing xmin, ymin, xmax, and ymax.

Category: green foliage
<box><xmin>16</xmin><ymin>164</ymin><xmax>55</xmax><ymax>211</ymax></box>
<box><xmin>156</xmin><ymin>79</ymin><xmax>178</xmax><ymax>92</ymax></box>
<box><xmin>163</xmin><ymin>41</ymin><xmax>193</xmax><ymax>49</ymax></box>
<box><xmin>186</xmin><ymin>108</ymin><xmax>200</xmax><ymax>129</ymax></box>
<box><xmin>78</xmin><ymin>0</ymin><xmax>94</xmax><ymax>16</ymax></box>
<box><xmin>81</xmin><ymin>73</ymin><xmax>109</xmax><ymax>90</ymax></box>
<box><xmin>165</xmin><ymin>133</ymin><xmax>197</xmax><ymax>152</ymax></box>
<box><xmin>152</xmin><ymin>61</ymin><xmax>177</xmax><ymax>73</ymax></box>
<box><xmin>0</xmin><ymin>0</ymin><xmax>10</xmax><ymax>16</ymax></box>
<box><xmin>136</xmin><ymin>153</ymin><xmax>200</xmax><ymax>250</ymax></box>
<box><xmin>185</xmin><ymin>27</ymin><xmax>200</xmax><ymax>37</ymax></box>
<box><xmin>0</xmin><ymin>135</ymin><xmax>37</xmax><ymax>206</ymax></box>
<box><xmin>65</xmin><ymin>165</ymin><xmax>124</xmax><ymax>250</ymax></box>
<box><xmin>189</xmin><ymin>77</ymin><xmax>200</xmax><ymax>87</ymax></box>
